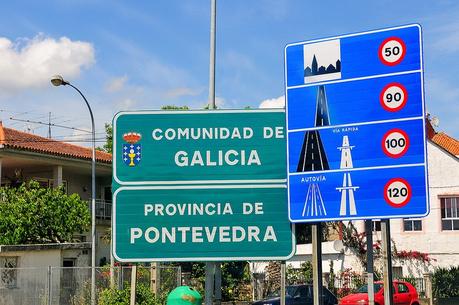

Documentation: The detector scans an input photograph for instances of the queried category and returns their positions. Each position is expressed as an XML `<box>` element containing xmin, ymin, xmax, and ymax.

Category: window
<box><xmin>364</xmin><ymin>220</ymin><xmax>381</xmax><ymax>232</ymax></box>
<box><xmin>392</xmin><ymin>266</ymin><xmax>403</xmax><ymax>279</ymax></box>
<box><xmin>103</xmin><ymin>186</ymin><xmax>112</xmax><ymax>203</ymax></box>
<box><xmin>398</xmin><ymin>283</ymin><xmax>409</xmax><ymax>293</ymax></box>
<box><xmin>373</xmin><ymin>220</ymin><xmax>381</xmax><ymax>232</ymax></box>
<box><xmin>441</xmin><ymin>197</ymin><xmax>459</xmax><ymax>231</ymax></box>
<box><xmin>403</xmin><ymin>219</ymin><xmax>422</xmax><ymax>231</ymax></box>
<box><xmin>0</xmin><ymin>257</ymin><xmax>18</xmax><ymax>288</ymax></box>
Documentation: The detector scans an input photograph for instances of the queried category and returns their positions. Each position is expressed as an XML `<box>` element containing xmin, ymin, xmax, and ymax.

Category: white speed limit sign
<box><xmin>384</xmin><ymin>178</ymin><xmax>412</xmax><ymax>207</ymax></box>
<box><xmin>380</xmin><ymin>83</ymin><xmax>408</xmax><ymax>112</ymax></box>
<box><xmin>382</xmin><ymin>128</ymin><xmax>410</xmax><ymax>158</ymax></box>
<box><xmin>379</xmin><ymin>37</ymin><xmax>406</xmax><ymax>66</ymax></box>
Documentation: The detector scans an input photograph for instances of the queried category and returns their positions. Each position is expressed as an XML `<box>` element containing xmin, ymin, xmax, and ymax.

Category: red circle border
<box><xmin>379</xmin><ymin>82</ymin><xmax>408</xmax><ymax>112</ymax></box>
<box><xmin>384</xmin><ymin>178</ymin><xmax>412</xmax><ymax>208</ymax></box>
<box><xmin>378</xmin><ymin>37</ymin><xmax>407</xmax><ymax>66</ymax></box>
<box><xmin>381</xmin><ymin>128</ymin><xmax>410</xmax><ymax>158</ymax></box>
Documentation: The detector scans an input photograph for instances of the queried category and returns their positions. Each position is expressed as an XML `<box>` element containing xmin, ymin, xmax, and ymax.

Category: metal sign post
<box><xmin>381</xmin><ymin>219</ymin><xmax>394</xmax><ymax>305</ymax></box>
<box><xmin>312</xmin><ymin>224</ymin><xmax>323</xmax><ymax>305</ymax></box>
<box><xmin>280</xmin><ymin>262</ymin><xmax>286</xmax><ymax>305</ymax></box>
<box><xmin>206</xmin><ymin>0</ymin><xmax>217</xmax><ymax>303</ymax></box>
<box><xmin>365</xmin><ymin>220</ymin><xmax>375</xmax><ymax>305</ymax></box>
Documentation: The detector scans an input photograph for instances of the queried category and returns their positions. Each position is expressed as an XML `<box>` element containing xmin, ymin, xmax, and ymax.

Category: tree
<box><xmin>338</xmin><ymin>221</ymin><xmax>434</xmax><ymax>270</ymax></box>
<box><xmin>295</xmin><ymin>222</ymin><xmax>330</xmax><ymax>244</ymax></box>
<box><xmin>97</xmin><ymin>123</ymin><xmax>113</xmax><ymax>154</ymax></box>
<box><xmin>0</xmin><ymin>180</ymin><xmax>91</xmax><ymax>244</ymax></box>
<box><xmin>98</xmin><ymin>105</ymin><xmax>188</xmax><ymax>154</ymax></box>
<box><xmin>161</xmin><ymin>105</ymin><xmax>189</xmax><ymax>110</ymax></box>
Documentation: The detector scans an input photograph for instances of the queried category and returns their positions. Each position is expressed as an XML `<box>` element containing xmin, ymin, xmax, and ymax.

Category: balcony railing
<box><xmin>88</xmin><ymin>199</ymin><xmax>112</xmax><ymax>220</ymax></box>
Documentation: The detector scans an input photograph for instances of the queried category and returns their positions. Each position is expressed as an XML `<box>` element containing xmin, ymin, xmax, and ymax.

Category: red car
<box><xmin>339</xmin><ymin>280</ymin><xmax>420</xmax><ymax>305</ymax></box>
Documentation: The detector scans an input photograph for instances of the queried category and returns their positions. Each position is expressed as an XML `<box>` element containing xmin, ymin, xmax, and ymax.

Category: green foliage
<box><xmin>294</xmin><ymin>223</ymin><xmax>330</xmax><ymax>244</ymax></box>
<box><xmin>221</xmin><ymin>262</ymin><xmax>250</xmax><ymax>301</ymax></box>
<box><xmin>189</xmin><ymin>262</ymin><xmax>250</xmax><ymax>301</ymax></box>
<box><xmin>286</xmin><ymin>262</ymin><xmax>313</xmax><ymax>284</ymax></box>
<box><xmin>161</xmin><ymin>105</ymin><xmax>190</xmax><ymax>110</ymax></box>
<box><xmin>432</xmin><ymin>266</ymin><xmax>459</xmax><ymax>298</ymax></box>
<box><xmin>190</xmin><ymin>262</ymin><xmax>206</xmax><ymax>294</ymax></box>
<box><xmin>98</xmin><ymin>283</ymin><xmax>161</xmax><ymax>305</ymax></box>
<box><xmin>0</xmin><ymin>180</ymin><xmax>90</xmax><ymax>244</ymax></box>
<box><xmin>336</xmin><ymin>268</ymin><xmax>365</xmax><ymax>299</ymax></box>
<box><xmin>328</xmin><ymin>261</ymin><xmax>336</xmax><ymax>294</ymax></box>
<box><xmin>97</xmin><ymin>123</ymin><xmax>113</xmax><ymax>154</ymax></box>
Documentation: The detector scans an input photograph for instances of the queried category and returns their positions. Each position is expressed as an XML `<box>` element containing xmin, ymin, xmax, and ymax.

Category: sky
<box><xmin>0</xmin><ymin>0</ymin><xmax>458</xmax><ymax>145</ymax></box>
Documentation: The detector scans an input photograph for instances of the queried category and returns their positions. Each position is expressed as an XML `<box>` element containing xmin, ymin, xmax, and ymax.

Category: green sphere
<box><xmin>166</xmin><ymin>286</ymin><xmax>202</xmax><ymax>305</ymax></box>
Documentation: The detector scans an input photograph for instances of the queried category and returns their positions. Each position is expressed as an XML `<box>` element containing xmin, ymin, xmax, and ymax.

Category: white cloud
<box><xmin>259</xmin><ymin>95</ymin><xmax>285</xmax><ymax>108</ymax></box>
<box><xmin>0</xmin><ymin>34</ymin><xmax>95</xmax><ymax>91</ymax></box>
<box><xmin>116</xmin><ymin>98</ymin><xmax>137</xmax><ymax>110</ymax></box>
<box><xmin>216</xmin><ymin>96</ymin><xmax>225</xmax><ymax>107</ymax></box>
<box><xmin>105</xmin><ymin>75</ymin><xmax>128</xmax><ymax>93</ymax></box>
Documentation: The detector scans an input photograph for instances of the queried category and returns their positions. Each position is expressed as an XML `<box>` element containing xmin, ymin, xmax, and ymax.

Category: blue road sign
<box><xmin>285</xmin><ymin>24</ymin><xmax>429</xmax><ymax>222</ymax></box>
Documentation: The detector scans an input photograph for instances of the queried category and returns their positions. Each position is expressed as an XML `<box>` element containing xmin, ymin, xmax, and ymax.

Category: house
<box><xmin>0</xmin><ymin>122</ymin><xmax>113</xmax><ymax>270</ymax></box>
<box><xmin>382</xmin><ymin>122</ymin><xmax>459</xmax><ymax>277</ymax></box>
<box><xmin>249</xmin><ymin>121</ymin><xmax>459</xmax><ymax>290</ymax></box>
<box><xmin>287</xmin><ymin>121</ymin><xmax>459</xmax><ymax>279</ymax></box>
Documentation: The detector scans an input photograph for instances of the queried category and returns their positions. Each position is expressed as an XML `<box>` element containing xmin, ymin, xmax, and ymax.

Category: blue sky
<box><xmin>0</xmin><ymin>0</ymin><xmax>458</xmax><ymax>143</ymax></box>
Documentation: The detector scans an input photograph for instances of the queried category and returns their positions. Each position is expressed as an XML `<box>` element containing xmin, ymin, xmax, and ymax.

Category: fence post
<box><xmin>177</xmin><ymin>265</ymin><xmax>182</xmax><ymax>287</ymax></box>
<box><xmin>150</xmin><ymin>263</ymin><xmax>160</xmax><ymax>295</ymax></box>
<box><xmin>118</xmin><ymin>266</ymin><xmax>123</xmax><ymax>290</ymax></box>
<box><xmin>130</xmin><ymin>265</ymin><xmax>137</xmax><ymax>305</ymax></box>
<box><xmin>423</xmin><ymin>272</ymin><xmax>433</xmax><ymax>305</ymax></box>
<box><xmin>47</xmin><ymin>266</ymin><xmax>52</xmax><ymax>305</ymax></box>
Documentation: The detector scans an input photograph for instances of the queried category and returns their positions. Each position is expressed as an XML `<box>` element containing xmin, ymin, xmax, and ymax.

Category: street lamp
<box><xmin>51</xmin><ymin>75</ymin><xmax>97</xmax><ymax>305</ymax></box>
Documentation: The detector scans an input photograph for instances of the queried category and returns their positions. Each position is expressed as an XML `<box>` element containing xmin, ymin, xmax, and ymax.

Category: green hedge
<box><xmin>99</xmin><ymin>283</ymin><xmax>162</xmax><ymax>305</ymax></box>
<box><xmin>432</xmin><ymin>266</ymin><xmax>459</xmax><ymax>298</ymax></box>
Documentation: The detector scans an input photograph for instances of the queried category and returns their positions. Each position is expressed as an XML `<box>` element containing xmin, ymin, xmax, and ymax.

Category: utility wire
<box><xmin>10</xmin><ymin>117</ymin><xmax>92</xmax><ymax>133</ymax></box>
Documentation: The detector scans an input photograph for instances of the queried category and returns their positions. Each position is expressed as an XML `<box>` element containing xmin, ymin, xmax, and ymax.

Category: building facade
<box><xmin>0</xmin><ymin>122</ymin><xmax>113</xmax><ymax>269</ymax></box>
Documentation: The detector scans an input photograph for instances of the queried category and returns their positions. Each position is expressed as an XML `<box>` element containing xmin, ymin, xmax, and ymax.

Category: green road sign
<box><xmin>113</xmin><ymin>110</ymin><xmax>286</xmax><ymax>185</ymax></box>
<box><xmin>113</xmin><ymin>185</ymin><xmax>295</xmax><ymax>261</ymax></box>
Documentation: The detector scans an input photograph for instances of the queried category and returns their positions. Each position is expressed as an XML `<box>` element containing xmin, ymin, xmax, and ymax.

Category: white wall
<box><xmin>354</xmin><ymin>142</ymin><xmax>459</xmax><ymax>277</ymax></box>
<box><xmin>391</xmin><ymin>142</ymin><xmax>459</xmax><ymax>275</ymax></box>
<box><xmin>282</xmin><ymin>142</ymin><xmax>459</xmax><ymax>278</ymax></box>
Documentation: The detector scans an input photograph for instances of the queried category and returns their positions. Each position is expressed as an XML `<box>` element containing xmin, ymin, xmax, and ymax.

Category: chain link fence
<box><xmin>0</xmin><ymin>265</ymin><xmax>181</xmax><ymax>305</ymax></box>
<box><xmin>250</xmin><ymin>262</ymin><xmax>427</xmax><ymax>301</ymax></box>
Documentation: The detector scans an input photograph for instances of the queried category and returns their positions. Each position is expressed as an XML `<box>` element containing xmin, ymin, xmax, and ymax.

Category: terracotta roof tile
<box><xmin>0</xmin><ymin>123</ymin><xmax>112</xmax><ymax>163</ymax></box>
<box><xmin>432</xmin><ymin>132</ymin><xmax>459</xmax><ymax>156</ymax></box>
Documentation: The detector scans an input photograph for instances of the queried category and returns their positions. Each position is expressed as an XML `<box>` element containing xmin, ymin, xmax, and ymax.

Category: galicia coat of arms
<box><xmin>122</xmin><ymin>132</ymin><xmax>142</xmax><ymax>167</ymax></box>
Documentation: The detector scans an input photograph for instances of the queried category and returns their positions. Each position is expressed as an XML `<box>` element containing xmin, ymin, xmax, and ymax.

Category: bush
<box><xmin>432</xmin><ymin>266</ymin><xmax>459</xmax><ymax>298</ymax></box>
<box><xmin>98</xmin><ymin>283</ymin><xmax>161</xmax><ymax>305</ymax></box>
<box><xmin>286</xmin><ymin>261</ymin><xmax>313</xmax><ymax>284</ymax></box>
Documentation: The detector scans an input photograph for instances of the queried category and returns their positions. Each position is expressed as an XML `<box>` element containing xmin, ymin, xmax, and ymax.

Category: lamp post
<box><xmin>51</xmin><ymin>75</ymin><xmax>97</xmax><ymax>305</ymax></box>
